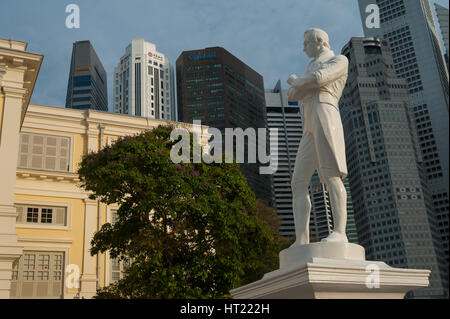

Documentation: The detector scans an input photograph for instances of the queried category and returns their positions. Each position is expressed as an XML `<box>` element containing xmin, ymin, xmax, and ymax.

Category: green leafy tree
<box><xmin>77</xmin><ymin>125</ymin><xmax>280</xmax><ymax>298</ymax></box>
<box><xmin>239</xmin><ymin>199</ymin><xmax>294</xmax><ymax>285</ymax></box>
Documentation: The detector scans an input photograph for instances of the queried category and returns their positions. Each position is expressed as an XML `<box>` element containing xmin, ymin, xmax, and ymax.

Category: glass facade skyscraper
<box><xmin>176</xmin><ymin>47</ymin><xmax>273</xmax><ymax>203</ymax></box>
<box><xmin>66</xmin><ymin>41</ymin><xmax>108</xmax><ymax>111</ymax></box>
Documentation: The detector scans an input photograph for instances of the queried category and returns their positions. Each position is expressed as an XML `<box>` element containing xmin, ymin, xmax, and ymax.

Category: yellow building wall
<box><xmin>10</xmin><ymin>105</ymin><xmax>201</xmax><ymax>297</ymax></box>
<box><xmin>73</xmin><ymin>133</ymin><xmax>85</xmax><ymax>172</ymax></box>
<box><xmin>13</xmin><ymin>128</ymin><xmax>90</xmax><ymax>296</ymax></box>
<box><xmin>0</xmin><ymin>92</ymin><xmax>4</xmax><ymax>142</ymax></box>
<box><xmin>14</xmin><ymin>193</ymin><xmax>85</xmax><ymax>296</ymax></box>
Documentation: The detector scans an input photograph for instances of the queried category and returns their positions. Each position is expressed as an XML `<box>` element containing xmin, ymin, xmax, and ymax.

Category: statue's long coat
<box><xmin>288</xmin><ymin>49</ymin><xmax>349</xmax><ymax>181</ymax></box>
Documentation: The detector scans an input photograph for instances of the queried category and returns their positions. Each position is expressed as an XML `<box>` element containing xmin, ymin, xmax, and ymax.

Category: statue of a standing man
<box><xmin>287</xmin><ymin>28</ymin><xmax>349</xmax><ymax>246</ymax></box>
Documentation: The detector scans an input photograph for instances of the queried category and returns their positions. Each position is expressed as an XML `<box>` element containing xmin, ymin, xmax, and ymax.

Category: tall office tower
<box><xmin>265</xmin><ymin>81</ymin><xmax>359</xmax><ymax>242</ymax></box>
<box><xmin>344</xmin><ymin>178</ymin><xmax>359</xmax><ymax>244</ymax></box>
<box><xmin>309</xmin><ymin>175</ymin><xmax>359</xmax><ymax>244</ymax></box>
<box><xmin>435</xmin><ymin>3</ymin><xmax>449</xmax><ymax>66</ymax></box>
<box><xmin>358</xmin><ymin>0</ymin><xmax>449</xmax><ymax>269</ymax></box>
<box><xmin>66</xmin><ymin>41</ymin><xmax>108</xmax><ymax>111</ymax></box>
<box><xmin>340</xmin><ymin>37</ymin><xmax>447</xmax><ymax>298</ymax></box>
<box><xmin>309</xmin><ymin>173</ymin><xmax>333</xmax><ymax>241</ymax></box>
<box><xmin>176</xmin><ymin>47</ymin><xmax>272</xmax><ymax>203</ymax></box>
<box><xmin>265</xmin><ymin>80</ymin><xmax>303</xmax><ymax>236</ymax></box>
<box><xmin>114</xmin><ymin>39</ymin><xmax>176</xmax><ymax>121</ymax></box>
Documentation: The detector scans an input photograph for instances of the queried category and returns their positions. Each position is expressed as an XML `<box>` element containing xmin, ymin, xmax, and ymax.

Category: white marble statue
<box><xmin>287</xmin><ymin>28</ymin><xmax>349</xmax><ymax>246</ymax></box>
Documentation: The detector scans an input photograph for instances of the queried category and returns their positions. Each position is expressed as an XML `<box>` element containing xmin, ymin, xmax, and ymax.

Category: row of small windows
<box><xmin>390</xmin><ymin>37</ymin><xmax>413</xmax><ymax>52</ymax></box>
<box><xmin>185</xmin><ymin>64</ymin><xmax>222</xmax><ymax>72</ymax></box>
<box><xmin>392</xmin><ymin>47</ymin><xmax>414</xmax><ymax>61</ymax></box>
<box><xmin>185</xmin><ymin>71</ymin><xmax>222</xmax><ymax>78</ymax></box>
<box><xmin>186</xmin><ymin>77</ymin><xmax>222</xmax><ymax>84</ymax></box>
<box><xmin>377</xmin><ymin>0</ymin><xmax>406</xmax><ymax>23</ymax></box>
<box><xmin>132</xmin><ymin>56</ymin><xmax>164</xmax><ymax>68</ymax></box>
<box><xmin>72</xmin><ymin>89</ymin><xmax>90</xmax><ymax>95</ymax></box>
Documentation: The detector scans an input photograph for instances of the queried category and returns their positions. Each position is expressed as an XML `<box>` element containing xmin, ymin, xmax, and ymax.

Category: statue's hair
<box><xmin>304</xmin><ymin>28</ymin><xmax>330</xmax><ymax>49</ymax></box>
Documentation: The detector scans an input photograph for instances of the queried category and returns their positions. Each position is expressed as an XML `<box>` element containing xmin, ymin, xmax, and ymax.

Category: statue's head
<box><xmin>303</xmin><ymin>28</ymin><xmax>330</xmax><ymax>58</ymax></box>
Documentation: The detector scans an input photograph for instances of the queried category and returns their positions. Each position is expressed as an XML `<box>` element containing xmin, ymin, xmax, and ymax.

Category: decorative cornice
<box><xmin>0</xmin><ymin>46</ymin><xmax>44</xmax><ymax>128</ymax></box>
<box><xmin>83</xmin><ymin>198</ymin><xmax>97</xmax><ymax>206</ymax></box>
<box><xmin>16</xmin><ymin>168</ymin><xmax>80</xmax><ymax>182</ymax></box>
<box><xmin>0</xmin><ymin>65</ymin><xmax>6</xmax><ymax>86</ymax></box>
<box><xmin>2</xmin><ymin>85</ymin><xmax>27</xmax><ymax>99</ymax></box>
<box><xmin>18</xmin><ymin>237</ymin><xmax>73</xmax><ymax>244</ymax></box>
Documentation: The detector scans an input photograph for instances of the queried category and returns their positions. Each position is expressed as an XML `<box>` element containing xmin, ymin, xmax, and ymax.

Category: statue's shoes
<box><xmin>321</xmin><ymin>232</ymin><xmax>348</xmax><ymax>243</ymax></box>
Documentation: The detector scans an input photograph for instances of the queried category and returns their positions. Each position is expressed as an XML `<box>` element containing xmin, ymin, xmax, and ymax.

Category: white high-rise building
<box><xmin>114</xmin><ymin>39</ymin><xmax>176</xmax><ymax>121</ymax></box>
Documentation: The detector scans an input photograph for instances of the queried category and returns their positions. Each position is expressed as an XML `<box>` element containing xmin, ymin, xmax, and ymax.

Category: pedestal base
<box><xmin>279</xmin><ymin>242</ymin><xmax>365</xmax><ymax>270</ymax></box>
<box><xmin>230</xmin><ymin>243</ymin><xmax>430</xmax><ymax>299</ymax></box>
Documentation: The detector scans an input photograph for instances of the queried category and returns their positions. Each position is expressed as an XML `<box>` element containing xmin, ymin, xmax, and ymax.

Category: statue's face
<box><xmin>303</xmin><ymin>38</ymin><xmax>320</xmax><ymax>58</ymax></box>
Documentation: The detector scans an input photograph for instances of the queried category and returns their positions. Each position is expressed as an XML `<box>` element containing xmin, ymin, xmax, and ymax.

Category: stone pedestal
<box><xmin>230</xmin><ymin>243</ymin><xmax>430</xmax><ymax>299</ymax></box>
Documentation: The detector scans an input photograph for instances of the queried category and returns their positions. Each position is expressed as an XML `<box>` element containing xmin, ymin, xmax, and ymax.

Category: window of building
<box><xmin>16</xmin><ymin>205</ymin><xmax>67</xmax><ymax>227</ymax></box>
<box><xmin>73</xmin><ymin>81</ymin><xmax>91</xmax><ymax>88</ymax></box>
<box><xmin>110</xmin><ymin>211</ymin><xmax>130</xmax><ymax>282</ymax></box>
<box><xmin>73</xmin><ymin>89</ymin><xmax>91</xmax><ymax>95</ymax></box>
<box><xmin>10</xmin><ymin>251</ymin><xmax>65</xmax><ymax>298</ymax></box>
<box><xmin>72</xmin><ymin>97</ymin><xmax>90</xmax><ymax>102</ymax></box>
<box><xmin>18</xmin><ymin>133</ymin><xmax>70</xmax><ymax>172</ymax></box>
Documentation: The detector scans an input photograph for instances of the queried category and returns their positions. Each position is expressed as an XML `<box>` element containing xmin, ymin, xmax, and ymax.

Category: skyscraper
<box><xmin>340</xmin><ymin>37</ymin><xmax>447</xmax><ymax>298</ymax></box>
<box><xmin>358</xmin><ymin>0</ymin><xmax>449</xmax><ymax>267</ymax></box>
<box><xmin>308</xmin><ymin>177</ymin><xmax>359</xmax><ymax>243</ymax></box>
<box><xmin>435</xmin><ymin>3</ymin><xmax>449</xmax><ymax>66</ymax></box>
<box><xmin>66</xmin><ymin>41</ymin><xmax>108</xmax><ymax>111</ymax></box>
<box><xmin>265</xmin><ymin>80</ymin><xmax>303</xmax><ymax>236</ymax></box>
<box><xmin>308</xmin><ymin>172</ymin><xmax>333</xmax><ymax>242</ymax></box>
<box><xmin>344</xmin><ymin>178</ymin><xmax>359</xmax><ymax>244</ymax></box>
<box><xmin>176</xmin><ymin>47</ymin><xmax>272</xmax><ymax>203</ymax></box>
<box><xmin>114</xmin><ymin>39</ymin><xmax>176</xmax><ymax>121</ymax></box>
<box><xmin>265</xmin><ymin>81</ymin><xmax>358</xmax><ymax>243</ymax></box>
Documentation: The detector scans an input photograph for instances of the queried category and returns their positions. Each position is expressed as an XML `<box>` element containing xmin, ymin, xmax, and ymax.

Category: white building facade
<box><xmin>114</xmin><ymin>39</ymin><xmax>176</xmax><ymax>121</ymax></box>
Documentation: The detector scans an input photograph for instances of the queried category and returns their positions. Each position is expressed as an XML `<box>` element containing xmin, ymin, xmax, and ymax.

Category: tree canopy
<box><xmin>77</xmin><ymin>125</ymin><xmax>282</xmax><ymax>298</ymax></box>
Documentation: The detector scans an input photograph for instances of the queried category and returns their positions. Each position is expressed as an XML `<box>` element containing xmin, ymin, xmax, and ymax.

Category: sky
<box><xmin>1</xmin><ymin>0</ymin><xmax>448</xmax><ymax>112</ymax></box>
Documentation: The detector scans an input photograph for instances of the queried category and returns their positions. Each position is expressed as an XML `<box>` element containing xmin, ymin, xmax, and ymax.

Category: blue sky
<box><xmin>1</xmin><ymin>0</ymin><xmax>448</xmax><ymax>111</ymax></box>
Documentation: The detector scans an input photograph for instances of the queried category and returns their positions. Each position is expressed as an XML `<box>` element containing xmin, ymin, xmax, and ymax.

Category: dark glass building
<box><xmin>66</xmin><ymin>41</ymin><xmax>108</xmax><ymax>111</ymax></box>
<box><xmin>176</xmin><ymin>47</ymin><xmax>273</xmax><ymax>203</ymax></box>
